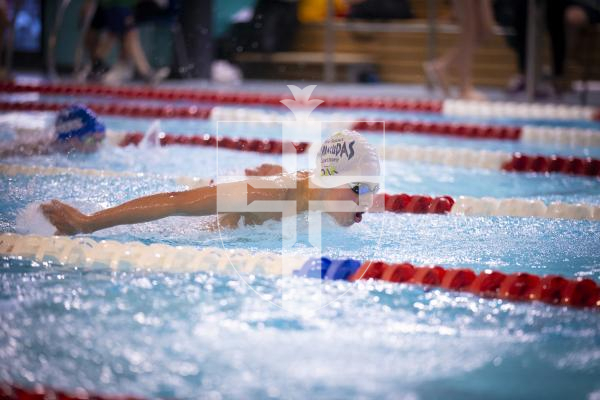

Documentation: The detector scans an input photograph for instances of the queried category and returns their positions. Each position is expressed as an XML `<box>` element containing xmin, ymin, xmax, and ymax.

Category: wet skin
<box><xmin>41</xmin><ymin>167</ymin><xmax>374</xmax><ymax>235</ymax></box>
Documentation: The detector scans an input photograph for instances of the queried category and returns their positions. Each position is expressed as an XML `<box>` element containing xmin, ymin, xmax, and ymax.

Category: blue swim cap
<box><xmin>55</xmin><ymin>105</ymin><xmax>106</xmax><ymax>142</ymax></box>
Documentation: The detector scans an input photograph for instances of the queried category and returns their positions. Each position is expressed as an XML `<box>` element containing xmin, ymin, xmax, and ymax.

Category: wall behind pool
<box><xmin>43</xmin><ymin>0</ymin><xmax>257</xmax><ymax>69</ymax></box>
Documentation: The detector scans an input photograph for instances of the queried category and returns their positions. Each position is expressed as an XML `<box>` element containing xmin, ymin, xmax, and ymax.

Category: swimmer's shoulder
<box><xmin>280</xmin><ymin>170</ymin><xmax>310</xmax><ymax>183</ymax></box>
<box><xmin>259</xmin><ymin>170</ymin><xmax>309</xmax><ymax>188</ymax></box>
<box><xmin>277</xmin><ymin>170</ymin><xmax>311</xmax><ymax>193</ymax></box>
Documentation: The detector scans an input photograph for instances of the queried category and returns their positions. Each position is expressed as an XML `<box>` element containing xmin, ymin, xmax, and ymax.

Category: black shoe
<box><xmin>88</xmin><ymin>59</ymin><xmax>110</xmax><ymax>81</ymax></box>
<box><xmin>143</xmin><ymin>67</ymin><xmax>170</xmax><ymax>85</ymax></box>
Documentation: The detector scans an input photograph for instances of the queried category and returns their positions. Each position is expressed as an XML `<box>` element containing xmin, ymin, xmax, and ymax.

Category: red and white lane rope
<box><xmin>0</xmin><ymin>81</ymin><xmax>443</xmax><ymax>113</ymax></box>
<box><xmin>0</xmin><ymin>235</ymin><xmax>597</xmax><ymax>400</ymax></box>
<box><xmin>450</xmin><ymin>196</ymin><xmax>600</xmax><ymax>220</ymax></box>
<box><xmin>382</xmin><ymin>144</ymin><xmax>600</xmax><ymax>177</ymax></box>
<box><xmin>0</xmin><ymin>106</ymin><xmax>598</xmax><ymax>178</ymax></box>
<box><xmin>1</xmin><ymin>233</ymin><xmax>598</xmax><ymax>309</ymax></box>
<box><xmin>119</xmin><ymin>132</ymin><xmax>600</xmax><ymax>178</ymax></box>
<box><xmin>0</xmin><ymin>100</ymin><xmax>212</xmax><ymax>119</ymax></box>
<box><xmin>353</xmin><ymin>121</ymin><xmax>600</xmax><ymax>148</ymax></box>
<box><xmin>3</xmin><ymin>163</ymin><xmax>599</xmax><ymax>221</ymax></box>
<box><xmin>0</xmin><ymin>163</ymin><xmax>212</xmax><ymax>188</ymax></box>
<box><xmin>115</xmin><ymin>131</ymin><xmax>309</xmax><ymax>154</ymax></box>
<box><xmin>116</xmin><ymin>130</ymin><xmax>600</xmax><ymax>178</ymax></box>
<box><xmin>215</xmin><ymin>107</ymin><xmax>600</xmax><ymax>148</ymax></box>
<box><xmin>374</xmin><ymin>193</ymin><xmax>600</xmax><ymax>221</ymax></box>
<box><xmin>1</xmin><ymin>101</ymin><xmax>598</xmax><ymax>147</ymax></box>
<box><xmin>3</xmin><ymin>118</ymin><xmax>597</xmax><ymax>178</ymax></box>
<box><xmin>1</xmin><ymin>81</ymin><xmax>599</xmax><ymax>121</ymax></box>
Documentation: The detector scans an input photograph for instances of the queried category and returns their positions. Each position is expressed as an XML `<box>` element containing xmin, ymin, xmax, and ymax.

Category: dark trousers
<box><xmin>511</xmin><ymin>0</ymin><xmax>568</xmax><ymax>77</ymax></box>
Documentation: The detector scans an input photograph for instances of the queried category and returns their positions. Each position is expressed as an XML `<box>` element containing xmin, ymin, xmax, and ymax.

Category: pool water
<box><xmin>1</xmin><ymin>94</ymin><xmax>600</xmax><ymax>399</ymax></box>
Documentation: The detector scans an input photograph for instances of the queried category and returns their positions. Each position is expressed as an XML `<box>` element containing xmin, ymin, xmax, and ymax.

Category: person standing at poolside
<box><xmin>424</xmin><ymin>0</ymin><xmax>496</xmax><ymax>101</ymax></box>
<box><xmin>81</xmin><ymin>0</ymin><xmax>170</xmax><ymax>84</ymax></box>
<box><xmin>40</xmin><ymin>130</ymin><xmax>381</xmax><ymax>234</ymax></box>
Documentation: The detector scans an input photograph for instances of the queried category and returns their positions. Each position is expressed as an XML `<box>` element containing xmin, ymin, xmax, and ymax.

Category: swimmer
<box><xmin>41</xmin><ymin>130</ymin><xmax>381</xmax><ymax>235</ymax></box>
<box><xmin>0</xmin><ymin>105</ymin><xmax>106</xmax><ymax>157</ymax></box>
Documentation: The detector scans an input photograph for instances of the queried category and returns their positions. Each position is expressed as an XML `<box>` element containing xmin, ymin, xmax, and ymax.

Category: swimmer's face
<box><xmin>320</xmin><ymin>184</ymin><xmax>376</xmax><ymax>226</ymax></box>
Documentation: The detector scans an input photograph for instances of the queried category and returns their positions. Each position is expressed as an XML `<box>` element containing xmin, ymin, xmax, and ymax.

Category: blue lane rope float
<box><xmin>295</xmin><ymin>257</ymin><xmax>599</xmax><ymax>308</ymax></box>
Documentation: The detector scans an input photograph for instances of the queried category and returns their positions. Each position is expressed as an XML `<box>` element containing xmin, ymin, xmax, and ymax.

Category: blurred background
<box><xmin>2</xmin><ymin>0</ymin><xmax>600</xmax><ymax>103</ymax></box>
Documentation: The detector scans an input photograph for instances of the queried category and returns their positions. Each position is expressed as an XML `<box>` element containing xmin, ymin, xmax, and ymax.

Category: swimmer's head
<box><xmin>54</xmin><ymin>105</ymin><xmax>106</xmax><ymax>153</ymax></box>
<box><xmin>311</xmin><ymin>130</ymin><xmax>381</xmax><ymax>226</ymax></box>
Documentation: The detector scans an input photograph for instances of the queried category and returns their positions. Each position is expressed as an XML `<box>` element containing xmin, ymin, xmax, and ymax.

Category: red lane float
<box><xmin>349</xmin><ymin>261</ymin><xmax>600</xmax><ymax>308</ymax></box>
<box><xmin>0</xmin><ymin>383</ymin><xmax>143</xmax><ymax>400</ymax></box>
<box><xmin>0</xmin><ymin>101</ymin><xmax>212</xmax><ymax>119</ymax></box>
<box><xmin>371</xmin><ymin>193</ymin><xmax>455</xmax><ymax>214</ymax></box>
<box><xmin>0</xmin><ymin>81</ymin><xmax>443</xmax><ymax>113</ymax></box>
<box><xmin>118</xmin><ymin>132</ymin><xmax>308</xmax><ymax>154</ymax></box>
<box><xmin>502</xmin><ymin>153</ymin><xmax>600</xmax><ymax>177</ymax></box>
<box><xmin>352</xmin><ymin>120</ymin><xmax>522</xmax><ymax>141</ymax></box>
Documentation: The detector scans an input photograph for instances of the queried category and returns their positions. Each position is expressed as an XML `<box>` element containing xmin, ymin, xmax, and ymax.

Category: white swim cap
<box><xmin>311</xmin><ymin>130</ymin><xmax>380</xmax><ymax>188</ymax></box>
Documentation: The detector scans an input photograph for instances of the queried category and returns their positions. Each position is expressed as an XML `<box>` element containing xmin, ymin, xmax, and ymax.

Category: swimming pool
<box><xmin>0</xmin><ymin>84</ymin><xmax>599</xmax><ymax>399</ymax></box>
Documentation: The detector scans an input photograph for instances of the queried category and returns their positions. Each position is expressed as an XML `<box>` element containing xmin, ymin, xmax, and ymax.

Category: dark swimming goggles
<box><xmin>348</xmin><ymin>182</ymin><xmax>380</xmax><ymax>195</ymax></box>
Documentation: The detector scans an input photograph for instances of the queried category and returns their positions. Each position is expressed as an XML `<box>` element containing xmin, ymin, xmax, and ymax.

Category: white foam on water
<box><xmin>139</xmin><ymin>119</ymin><xmax>162</xmax><ymax>148</ymax></box>
<box><xmin>16</xmin><ymin>202</ymin><xmax>57</xmax><ymax>236</ymax></box>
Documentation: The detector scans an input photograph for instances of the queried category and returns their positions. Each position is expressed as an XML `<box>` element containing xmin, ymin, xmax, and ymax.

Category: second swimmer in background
<box><xmin>0</xmin><ymin>105</ymin><xmax>106</xmax><ymax>157</ymax></box>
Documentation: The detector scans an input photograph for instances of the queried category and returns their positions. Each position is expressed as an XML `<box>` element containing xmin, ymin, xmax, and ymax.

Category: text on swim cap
<box><xmin>321</xmin><ymin>166</ymin><xmax>338</xmax><ymax>176</ymax></box>
<box><xmin>320</xmin><ymin>140</ymin><xmax>355</xmax><ymax>160</ymax></box>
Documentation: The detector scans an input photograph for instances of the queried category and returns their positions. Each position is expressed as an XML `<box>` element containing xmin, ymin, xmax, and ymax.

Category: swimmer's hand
<box><xmin>40</xmin><ymin>200</ymin><xmax>91</xmax><ymax>235</ymax></box>
<box><xmin>245</xmin><ymin>163</ymin><xmax>284</xmax><ymax>177</ymax></box>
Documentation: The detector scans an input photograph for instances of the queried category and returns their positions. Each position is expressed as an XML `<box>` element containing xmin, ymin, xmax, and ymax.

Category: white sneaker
<box><xmin>73</xmin><ymin>63</ymin><xmax>91</xmax><ymax>83</ymax></box>
<box><xmin>102</xmin><ymin>60</ymin><xmax>135</xmax><ymax>85</ymax></box>
<box><xmin>146</xmin><ymin>67</ymin><xmax>170</xmax><ymax>85</ymax></box>
<box><xmin>211</xmin><ymin>60</ymin><xmax>242</xmax><ymax>84</ymax></box>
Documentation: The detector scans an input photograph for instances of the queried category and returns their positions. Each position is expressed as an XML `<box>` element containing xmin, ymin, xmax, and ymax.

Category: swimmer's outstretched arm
<box><xmin>0</xmin><ymin>140</ymin><xmax>49</xmax><ymax>158</ymax></box>
<box><xmin>41</xmin><ymin>185</ymin><xmax>219</xmax><ymax>235</ymax></box>
<box><xmin>41</xmin><ymin>178</ymin><xmax>288</xmax><ymax>235</ymax></box>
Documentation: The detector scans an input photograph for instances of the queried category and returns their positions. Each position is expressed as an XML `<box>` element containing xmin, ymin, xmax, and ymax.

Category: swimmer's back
<box><xmin>217</xmin><ymin>170</ymin><xmax>310</xmax><ymax>228</ymax></box>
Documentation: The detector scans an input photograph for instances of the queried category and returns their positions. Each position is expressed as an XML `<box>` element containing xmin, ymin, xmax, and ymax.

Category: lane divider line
<box><xmin>116</xmin><ymin>131</ymin><xmax>308</xmax><ymax>154</ymax></box>
<box><xmin>1</xmin><ymin>109</ymin><xmax>598</xmax><ymax>177</ymax></box>
<box><xmin>1</xmin><ymin>233</ymin><xmax>597</xmax><ymax>308</ymax></box>
<box><xmin>214</xmin><ymin>107</ymin><xmax>600</xmax><ymax>147</ymax></box>
<box><xmin>0</xmin><ymin>233</ymin><xmax>303</xmax><ymax>275</ymax></box>
<box><xmin>118</xmin><ymin>131</ymin><xmax>600</xmax><ymax>178</ymax></box>
<box><xmin>381</xmin><ymin>145</ymin><xmax>600</xmax><ymax>177</ymax></box>
<box><xmin>448</xmin><ymin>195</ymin><xmax>600</xmax><ymax>220</ymax></box>
<box><xmin>0</xmin><ymin>163</ymin><xmax>212</xmax><ymax>188</ymax></box>
<box><xmin>1</xmin><ymin>102</ymin><xmax>598</xmax><ymax>148</ymax></box>
<box><xmin>0</xmin><ymin>100</ymin><xmax>212</xmax><ymax>119</ymax></box>
<box><xmin>2</xmin><ymin>81</ymin><xmax>599</xmax><ymax>121</ymax></box>
<box><xmin>0</xmin><ymin>81</ymin><xmax>443</xmax><ymax>113</ymax></box>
